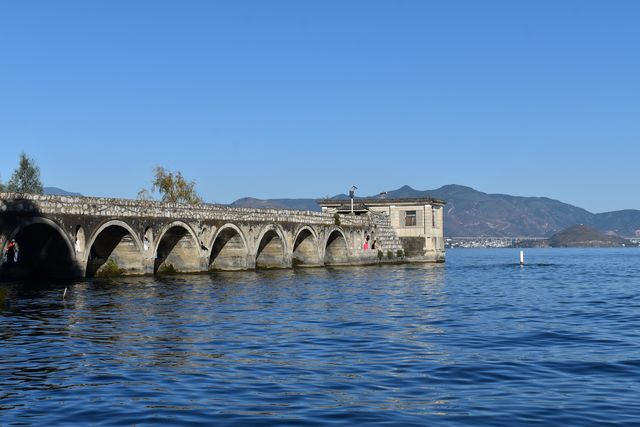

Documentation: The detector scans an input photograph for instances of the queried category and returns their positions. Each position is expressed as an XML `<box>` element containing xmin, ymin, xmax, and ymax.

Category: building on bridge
<box><xmin>318</xmin><ymin>197</ymin><xmax>446</xmax><ymax>262</ymax></box>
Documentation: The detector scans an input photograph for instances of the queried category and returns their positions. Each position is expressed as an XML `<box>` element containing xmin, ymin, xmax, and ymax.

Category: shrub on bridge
<box><xmin>96</xmin><ymin>259</ymin><xmax>124</xmax><ymax>278</ymax></box>
<box><xmin>157</xmin><ymin>263</ymin><xmax>178</xmax><ymax>275</ymax></box>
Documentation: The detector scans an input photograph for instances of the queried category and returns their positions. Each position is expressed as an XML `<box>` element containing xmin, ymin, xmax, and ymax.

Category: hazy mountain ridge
<box><xmin>230</xmin><ymin>197</ymin><xmax>321</xmax><ymax>212</ymax></box>
<box><xmin>231</xmin><ymin>184</ymin><xmax>640</xmax><ymax>238</ymax></box>
<box><xmin>389</xmin><ymin>185</ymin><xmax>596</xmax><ymax>237</ymax></box>
<box><xmin>43</xmin><ymin>187</ymin><xmax>83</xmax><ymax>197</ymax></box>
<box><xmin>592</xmin><ymin>210</ymin><xmax>640</xmax><ymax>238</ymax></box>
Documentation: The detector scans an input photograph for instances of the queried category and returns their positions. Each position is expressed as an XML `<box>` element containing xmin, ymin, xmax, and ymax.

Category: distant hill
<box><xmin>548</xmin><ymin>225</ymin><xmax>631</xmax><ymax>247</ymax></box>
<box><xmin>44</xmin><ymin>187</ymin><xmax>83</xmax><ymax>197</ymax></box>
<box><xmin>230</xmin><ymin>197</ymin><xmax>320</xmax><ymax>212</ymax></box>
<box><xmin>229</xmin><ymin>184</ymin><xmax>640</xmax><ymax>238</ymax></box>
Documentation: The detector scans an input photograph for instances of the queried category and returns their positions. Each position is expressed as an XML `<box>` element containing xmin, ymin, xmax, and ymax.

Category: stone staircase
<box><xmin>369</xmin><ymin>212</ymin><xmax>403</xmax><ymax>254</ymax></box>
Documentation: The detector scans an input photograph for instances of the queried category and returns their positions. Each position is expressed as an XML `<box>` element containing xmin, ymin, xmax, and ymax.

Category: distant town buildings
<box><xmin>445</xmin><ymin>237</ymin><xmax>529</xmax><ymax>248</ymax></box>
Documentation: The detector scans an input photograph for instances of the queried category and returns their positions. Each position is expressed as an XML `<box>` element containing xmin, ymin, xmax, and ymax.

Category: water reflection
<box><xmin>3</xmin><ymin>251</ymin><xmax>640</xmax><ymax>426</ymax></box>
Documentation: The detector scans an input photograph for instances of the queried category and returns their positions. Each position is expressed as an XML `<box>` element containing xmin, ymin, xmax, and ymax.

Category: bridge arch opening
<box><xmin>1</xmin><ymin>220</ymin><xmax>78</xmax><ymax>281</ymax></box>
<box><xmin>154</xmin><ymin>223</ymin><xmax>201</xmax><ymax>274</ymax></box>
<box><xmin>325</xmin><ymin>229</ymin><xmax>349</xmax><ymax>265</ymax></box>
<box><xmin>209</xmin><ymin>225</ymin><xmax>249</xmax><ymax>270</ymax></box>
<box><xmin>256</xmin><ymin>226</ymin><xmax>287</xmax><ymax>269</ymax></box>
<box><xmin>292</xmin><ymin>227</ymin><xmax>321</xmax><ymax>267</ymax></box>
<box><xmin>86</xmin><ymin>222</ymin><xmax>144</xmax><ymax>277</ymax></box>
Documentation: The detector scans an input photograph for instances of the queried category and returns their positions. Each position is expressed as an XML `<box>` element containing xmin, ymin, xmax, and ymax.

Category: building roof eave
<box><xmin>318</xmin><ymin>197</ymin><xmax>446</xmax><ymax>207</ymax></box>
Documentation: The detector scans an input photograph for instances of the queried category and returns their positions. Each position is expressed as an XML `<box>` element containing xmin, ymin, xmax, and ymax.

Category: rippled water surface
<box><xmin>2</xmin><ymin>248</ymin><xmax>640</xmax><ymax>426</ymax></box>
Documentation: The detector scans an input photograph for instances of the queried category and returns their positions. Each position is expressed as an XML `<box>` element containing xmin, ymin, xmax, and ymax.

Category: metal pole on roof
<box><xmin>350</xmin><ymin>185</ymin><xmax>357</xmax><ymax>215</ymax></box>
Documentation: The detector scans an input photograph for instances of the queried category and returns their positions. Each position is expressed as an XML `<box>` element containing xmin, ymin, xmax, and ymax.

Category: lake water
<box><xmin>1</xmin><ymin>248</ymin><xmax>640</xmax><ymax>426</ymax></box>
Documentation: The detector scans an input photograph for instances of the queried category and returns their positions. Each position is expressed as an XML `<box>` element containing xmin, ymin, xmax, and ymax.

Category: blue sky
<box><xmin>1</xmin><ymin>1</ymin><xmax>638</xmax><ymax>212</ymax></box>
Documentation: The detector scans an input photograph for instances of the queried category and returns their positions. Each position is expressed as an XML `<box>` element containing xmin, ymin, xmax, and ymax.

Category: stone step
<box><xmin>369</xmin><ymin>212</ymin><xmax>404</xmax><ymax>254</ymax></box>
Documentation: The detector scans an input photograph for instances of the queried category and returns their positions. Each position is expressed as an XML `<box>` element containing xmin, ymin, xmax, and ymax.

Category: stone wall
<box><xmin>399</xmin><ymin>237</ymin><xmax>425</xmax><ymax>258</ymax></box>
<box><xmin>0</xmin><ymin>192</ymin><xmax>370</xmax><ymax>227</ymax></box>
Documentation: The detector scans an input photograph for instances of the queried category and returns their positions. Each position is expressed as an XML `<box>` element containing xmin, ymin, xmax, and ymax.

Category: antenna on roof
<box><xmin>349</xmin><ymin>185</ymin><xmax>357</xmax><ymax>214</ymax></box>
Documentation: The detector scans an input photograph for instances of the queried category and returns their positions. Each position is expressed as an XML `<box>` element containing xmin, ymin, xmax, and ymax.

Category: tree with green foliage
<box><xmin>7</xmin><ymin>152</ymin><xmax>43</xmax><ymax>194</ymax></box>
<box><xmin>142</xmin><ymin>166</ymin><xmax>203</xmax><ymax>205</ymax></box>
<box><xmin>0</xmin><ymin>174</ymin><xmax>5</xmax><ymax>192</ymax></box>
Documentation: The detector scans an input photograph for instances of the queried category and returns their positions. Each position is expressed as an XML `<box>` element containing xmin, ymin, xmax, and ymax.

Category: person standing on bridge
<box><xmin>5</xmin><ymin>239</ymin><xmax>16</xmax><ymax>263</ymax></box>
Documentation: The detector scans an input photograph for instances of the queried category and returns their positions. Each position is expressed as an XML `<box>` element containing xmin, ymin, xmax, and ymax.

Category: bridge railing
<box><xmin>0</xmin><ymin>192</ymin><xmax>371</xmax><ymax>227</ymax></box>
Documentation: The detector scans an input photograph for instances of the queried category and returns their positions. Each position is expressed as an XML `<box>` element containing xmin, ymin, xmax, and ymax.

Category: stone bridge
<box><xmin>0</xmin><ymin>193</ymin><xmax>398</xmax><ymax>280</ymax></box>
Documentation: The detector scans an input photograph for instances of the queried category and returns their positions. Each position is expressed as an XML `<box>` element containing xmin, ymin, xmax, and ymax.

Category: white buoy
<box><xmin>63</xmin><ymin>287</ymin><xmax>67</xmax><ymax>299</ymax></box>
<box><xmin>520</xmin><ymin>250</ymin><xmax>525</xmax><ymax>266</ymax></box>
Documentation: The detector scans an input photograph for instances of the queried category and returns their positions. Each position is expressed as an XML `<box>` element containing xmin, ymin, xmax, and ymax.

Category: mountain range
<box><xmin>39</xmin><ymin>185</ymin><xmax>640</xmax><ymax>238</ymax></box>
<box><xmin>231</xmin><ymin>185</ymin><xmax>640</xmax><ymax>238</ymax></box>
<box><xmin>230</xmin><ymin>197</ymin><xmax>320</xmax><ymax>212</ymax></box>
<box><xmin>43</xmin><ymin>187</ymin><xmax>83</xmax><ymax>197</ymax></box>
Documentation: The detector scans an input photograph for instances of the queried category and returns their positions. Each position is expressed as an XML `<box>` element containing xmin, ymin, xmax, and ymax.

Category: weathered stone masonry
<box><xmin>0</xmin><ymin>193</ymin><xmax>416</xmax><ymax>280</ymax></box>
<box><xmin>319</xmin><ymin>197</ymin><xmax>446</xmax><ymax>262</ymax></box>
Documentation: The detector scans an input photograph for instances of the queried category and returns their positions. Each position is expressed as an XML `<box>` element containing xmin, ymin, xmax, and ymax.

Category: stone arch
<box><xmin>255</xmin><ymin>224</ymin><xmax>288</xmax><ymax>269</ymax></box>
<box><xmin>1</xmin><ymin>217</ymin><xmax>79</xmax><ymax>280</ymax></box>
<box><xmin>324</xmin><ymin>227</ymin><xmax>349</xmax><ymax>265</ymax></box>
<box><xmin>85</xmin><ymin>220</ymin><xmax>145</xmax><ymax>277</ymax></box>
<box><xmin>292</xmin><ymin>226</ymin><xmax>321</xmax><ymax>267</ymax></box>
<box><xmin>154</xmin><ymin>221</ymin><xmax>201</xmax><ymax>274</ymax></box>
<box><xmin>208</xmin><ymin>223</ymin><xmax>250</xmax><ymax>270</ymax></box>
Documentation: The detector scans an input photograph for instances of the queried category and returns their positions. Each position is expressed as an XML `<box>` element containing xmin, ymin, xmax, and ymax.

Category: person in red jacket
<box><xmin>5</xmin><ymin>239</ymin><xmax>16</xmax><ymax>263</ymax></box>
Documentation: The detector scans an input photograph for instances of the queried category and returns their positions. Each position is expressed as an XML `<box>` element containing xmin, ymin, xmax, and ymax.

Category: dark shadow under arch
<box><xmin>209</xmin><ymin>227</ymin><xmax>249</xmax><ymax>270</ymax></box>
<box><xmin>325</xmin><ymin>229</ymin><xmax>349</xmax><ymax>265</ymax></box>
<box><xmin>256</xmin><ymin>229</ymin><xmax>287</xmax><ymax>269</ymax></box>
<box><xmin>1</xmin><ymin>222</ymin><xmax>79</xmax><ymax>281</ymax></box>
<box><xmin>154</xmin><ymin>225</ymin><xmax>200</xmax><ymax>273</ymax></box>
<box><xmin>86</xmin><ymin>224</ymin><xmax>144</xmax><ymax>277</ymax></box>
<box><xmin>292</xmin><ymin>228</ymin><xmax>321</xmax><ymax>267</ymax></box>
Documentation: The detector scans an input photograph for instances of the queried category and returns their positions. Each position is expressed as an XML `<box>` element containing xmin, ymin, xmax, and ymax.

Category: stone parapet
<box><xmin>0</xmin><ymin>192</ymin><xmax>369</xmax><ymax>228</ymax></box>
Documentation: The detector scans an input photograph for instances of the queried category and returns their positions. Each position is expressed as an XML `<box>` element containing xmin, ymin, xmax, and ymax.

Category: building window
<box><xmin>432</xmin><ymin>207</ymin><xmax>437</xmax><ymax>228</ymax></box>
<box><xmin>405</xmin><ymin>210</ymin><xmax>417</xmax><ymax>226</ymax></box>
